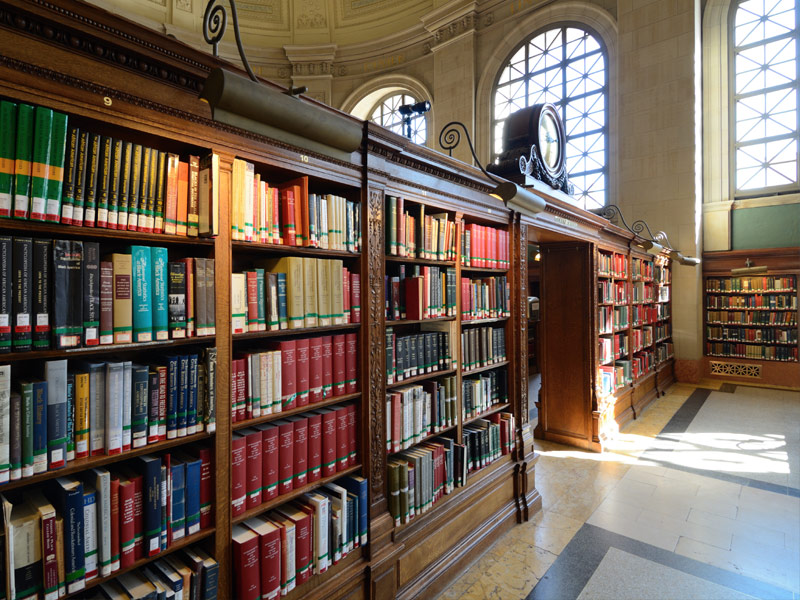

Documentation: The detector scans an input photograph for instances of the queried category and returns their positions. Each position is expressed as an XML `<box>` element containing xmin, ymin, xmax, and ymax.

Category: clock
<box><xmin>533</xmin><ymin>103</ymin><xmax>566</xmax><ymax>179</ymax></box>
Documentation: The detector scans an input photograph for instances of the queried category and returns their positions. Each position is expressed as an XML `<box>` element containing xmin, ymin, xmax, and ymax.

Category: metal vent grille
<box><xmin>710</xmin><ymin>361</ymin><xmax>762</xmax><ymax>378</ymax></box>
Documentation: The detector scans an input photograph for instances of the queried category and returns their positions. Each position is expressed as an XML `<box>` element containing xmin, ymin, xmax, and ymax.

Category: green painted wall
<box><xmin>732</xmin><ymin>204</ymin><xmax>800</xmax><ymax>250</ymax></box>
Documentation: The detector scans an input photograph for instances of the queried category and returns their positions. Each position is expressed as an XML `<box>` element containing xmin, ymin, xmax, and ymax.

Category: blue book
<box><xmin>176</xmin><ymin>452</ymin><xmax>201</xmax><ymax>536</ymax></box>
<box><xmin>165</xmin><ymin>356</ymin><xmax>178</xmax><ymax>439</ymax></box>
<box><xmin>169</xmin><ymin>460</ymin><xmax>185</xmax><ymax>541</ymax></box>
<box><xmin>151</xmin><ymin>247</ymin><xmax>169</xmax><ymax>341</ymax></box>
<box><xmin>187</xmin><ymin>354</ymin><xmax>198</xmax><ymax>435</ymax></box>
<box><xmin>31</xmin><ymin>379</ymin><xmax>48</xmax><ymax>474</ymax></box>
<box><xmin>45</xmin><ymin>359</ymin><xmax>68</xmax><ymax>470</ymax></box>
<box><xmin>136</xmin><ymin>455</ymin><xmax>162</xmax><ymax>557</ymax></box>
<box><xmin>276</xmin><ymin>272</ymin><xmax>288</xmax><ymax>329</ymax></box>
<box><xmin>131</xmin><ymin>364</ymin><xmax>149</xmax><ymax>449</ymax></box>
<box><xmin>129</xmin><ymin>245</ymin><xmax>153</xmax><ymax>342</ymax></box>
<box><xmin>337</xmin><ymin>474</ymin><xmax>369</xmax><ymax>547</ymax></box>
<box><xmin>177</xmin><ymin>355</ymin><xmax>188</xmax><ymax>437</ymax></box>
<box><xmin>153</xmin><ymin>559</ymin><xmax>184</xmax><ymax>598</ymax></box>
<box><xmin>49</xmin><ymin>477</ymin><xmax>85</xmax><ymax>595</ymax></box>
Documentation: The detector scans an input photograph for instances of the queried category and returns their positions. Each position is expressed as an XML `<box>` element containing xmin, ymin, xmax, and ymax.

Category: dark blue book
<box><xmin>169</xmin><ymin>460</ymin><xmax>186</xmax><ymax>542</ymax></box>
<box><xmin>337</xmin><ymin>474</ymin><xmax>369</xmax><ymax>547</ymax></box>
<box><xmin>177</xmin><ymin>355</ymin><xmax>188</xmax><ymax>437</ymax></box>
<box><xmin>276</xmin><ymin>272</ymin><xmax>288</xmax><ymax>329</ymax></box>
<box><xmin>165</xmin><ymin>356</ymin><xmax>178</xmax><ymax>439</ymax></box>
<box><xmin>49</xmin><ymin>477</ymin><xmax>85</xmax><ymax>595</ymax></box>
<box><xmin>136</xmin><ymin>455</ymin><xmax>162</xmax><ymax>557</ymax></box>
<box><xmin>187</xmin><ymin>354</ymin><xmax>198</xmax><ymax>435</ymax></box>
<box><xmin>131</xmin><ymin>364</ymin><xmax>149</xmax><ymax>449</ymax></box>
<box><xmin>175</xmin><ymin>452</ymin><xmax>200</xmax><ymax>536</ymax></box>
<box><xmin>31</xmin><ymin>379</ymin><xmax>47</xmax><ymax>475</ymax></box>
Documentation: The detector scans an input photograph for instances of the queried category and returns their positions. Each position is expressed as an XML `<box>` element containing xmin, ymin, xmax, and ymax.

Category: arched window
<box><xmin>370</xmin><ymin>93</ymin><xmax>427</xmax><ymax>145</ymax></box>
<box><xmin>731</xmin><ymin>0</ymin><xmax>799</xmax><ymax>196</ymax></box>
<box><xmin>493</xmin><ymin>25</ymin><xmax>608</xmax><ymax>210</ymax></box>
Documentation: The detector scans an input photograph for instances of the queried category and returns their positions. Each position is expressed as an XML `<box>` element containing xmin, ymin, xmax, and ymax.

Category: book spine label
<box><xmin>83</xmin><ymin>242</ymin><xmax>100</xmax><ymax>346</ymax></box>
<box><xmin>74</xmin><ymin>373</ymin><xmax>89</xmax><ymax>458</ymax></box>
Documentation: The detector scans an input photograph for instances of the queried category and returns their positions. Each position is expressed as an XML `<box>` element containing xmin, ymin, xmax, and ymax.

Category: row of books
<box><xmin>597</xmin><ymin>362</ymin><xmax>629</xmax><ymax>396</ymax></box>
<box><xmin>231</xmin><ymin>404</ymin><xmax>358</xmax><ymax>517</ymax></box>
<box><xmin>633</xmin><ymin>305</ymin><xmax>658</xmax><ymax>326</ymax></box>
<box><xmin>232</xmin><ymin>257</ymin><xmax>358</xmax><ymax>335</ymax></box>
<box><xmin>461</xmin><ymin>326</ymin><xmax>507</xmax><ymax>372</ymax></box>
<box><xmin>599</xmin><ymin>306</ymin><xmax>629</xmax><ymax>334</ymax></box>
<box><xmin>0</xmin><ymin>237</ymin><xmax>215</xmax><ymax>353</ymax></box>
<box><xmin>462</xmin><ymin>370</ymin><xmax>508</xmax><ymax>420</ymax></box>
<box><xmin>597</xmin><ymin>252</ymin><xmax>627</xmax><ymax>278</ymax></box>
<box><xmin>599</xmin><ymin>332</ymin><xmax>628</xmax><ymax>363</ymax></box>
<box><xmin>705</xmin><ymin>276</ymin><xmax>796</xmax><ymax>293</ymax></box>
<box><xmin>706</xmin><ymin>311</ymin><xmax>797</xmax><ymax>326</ymax></box>
<box><xmin>632</xmin><ymin>327</ymin><xmax>654</xmax><ymax>352</ymax></box>
<box><xmin>631</xmin><ymin>350</ymin><xmax>655</xmax><ymax>379</ymax></box>
<box><xmin>655</xmin><ymin>342</ymin><xmax>674</xmax><ymax>363</ymax></box>
<box><xmin>385</xmin><ymin>377</ymin><xmax>458</xmax><ymax>454</ymax></box>
<box><xmin>706</xmin><ymin>343</ymin><xmax>798</xmax><ymax>362</ymax></box>
<box><xmin>631</xmin><ymin>257</ymin><xmax>654</xmax><ymax>281</ymax></box>
<box><xmin>706</xmin><ymin>295</ymin><xmax>797</xmax><ymax>310</ymax></box>
<box><xmin>233</xmin><ymin>475</ymin><xmax>367</xmax><ymax>600</ymax></box>
<box><xmin>632</xmin><ymin>281</ymin><xmax>655</xmax><ymax>304</ymax></box>
<box><xmin>385</xmin><ymin>196</ymin><xmax>457</xmax><ymax>261</ymax></box>
<box><xmin>655</xmin><ymin>323</ymin><xmax>672</xmax><ymax>341</ymax></box>
<box><xmin>705</xmin><ymin>326</ymin><xmax>797</xmax><ymax>344</ymax></box>
<box><xmin>385</xmin><ymin>266</ymin><xmax>456</xmax><ymax>321</ymax></box>
<box><xmin>231</xmin><ymin>161</ymin><xmax>360</xmax><ymax>252</ymax></box>
<box><xmin>385</xmin><ymin>328</ymin><xmax>454</xmax><ymax>386</ymax></box>
<box><xmin>461</xmin><ymin>224</ymin><xmax>510</xmax><ymax>269</ymax></box>
<box><xmin>2</xmin><ymin>448</ymin><xmax>211</xmax><ymax>598</ymax></box>
<box><xmin>0</xmin><ymin>101</ymin><xmax>218</xmax><ymax>235</ymax></box>
<box><xmin>654</xmin><ymin>263</ymin><xmax>670</xmax><ymax>285</ymax></box>
<box><xmin>231</xmin><ymin>334</ymin><xmax>357</xmax><ymax>422</ymax></box>
<box><xmin>598</xmin><ymin>280</ymin><xmax>628</xmax><ymax>305</ymax></box>
<box><xmin>657</xmin><ymin>303</ymin><xmax>671</xmax><ymax>321</ymax></box>
<box><xmin>0</xmin><ymin>351</ymin><xmax>215</xmax><ymax>484</ymax></box>
<box><xmin>461</xmin><ymin>276</ymin><xmax>511</xmax><ymax>321</ymax></box>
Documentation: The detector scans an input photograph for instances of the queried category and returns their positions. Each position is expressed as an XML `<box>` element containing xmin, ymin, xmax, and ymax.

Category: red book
<box><xmin>128</xmin><ymin>472</ymin><xmax>144</xmax><ymax>560</ymax></box>
<box><xmin>307</xmin><ymin>413</ymin><xmax>322</xmax><ymax>483</ymax></box>
<box><xmin>231</xmin><ymin>433</ymin><xmax>247</xmax><ymax>517</ymax></box>
<box><xmin>335</xmin><ymin>406</ymin><xmax>348</xmax><ymax>471</ymax></box>
<box><xmin>236</xmin><ymin>359</ymin><xmax>247</xmax><ymax>422</ymax></box>
<box><xmin>156</xmin><ymin>365</ymin><xmax>167</xmax><ymax>441</ymax></box>
<box><xmin>391</xmin><ymin>277</ymin><xmax>400</xmax><ymax>320</ymax></box>
<box><xmin>118</xmin><ymin>476</ymin><xmax>136</xmax><ymax>568</ymax></box>
<box><xmin>346</xmin><ymin>403</ymin><xmax>357</xmax><ymax>466</ymax></box>
<box><xmin>246</xmin><ymin>270</ymin><xmax>259</xmax><ymax>333</ymax></box>
<box><xmin>242</xmin><ymin>428</ymin><xmax>263</xmax><ymax>509</ymax></box>
<box><xmin>405</xmin><ymin>277</ymin><xmax>423</xmax><ymax>320</ymax></box>
<box><xmin>321</xmin><ymin>336</ymin><xmax>333</xmax><ymax>399</ymax></box>
<box><xmin>163</xmin><ymin>153</ymin><xmax>179</xmax><ymax>235</ymax></box>
<box><xmin>281</xmin><ymin>188</ymin><xmax>296</xmax><ymax>246</ymax></box>
<box><xmin>257</xmin><ymin>424</ymin><xmax>279</xmax><ymax>501</ymax></box>
<box><xmin>277</xmin><ymin>340</ymin><xmax>297</xmax><ymax>411</ymax></box>
<box><xmin>350</xmin><ymin>273</ymin><xmax>360</xmax><ymax>323</ymax></box>
<box><xmin>345</xmin><ymin>332</ymin><xmax>357</xmax><ymax>394</ymax></box>
<box><xmin>288</xmin><ymin>415</ymin><xmax>308</xmax><ymax>488</ymax></box>
<box><xmin>271</xmin><ymin>187</ymin><xmax>280</xmax><ymax>244</ymax></box>
<box><xmin>275</xmin><ymin>419</ymin><xmax>294</xmax><ymax>495</ymax></box>
<box><xmin>309</xmin><ymin>337</ymin><xmax>323</xmax><ymax>404</ymax></box>
<box><xmin>231</xmin><ymin>358</ymin><xmax>244</xmax><ymax>423</ymax></box>
<box><xmin>316</xmin><ymin>408</ymin><xmax>337</xmax><ymax>477</ymax></box>
<box><xmin>343</xmin><ymin>267</ymin><xmax>351</xmax><ymax>323</ymax></box>
<box><xmin>332</xmin><ymin>334</ymin><xmax>346</xmax><ymax>397</ymax></box>
<box><xmin>110</xmin><ymin>476</ymin><xmax>120</xmax><ymax>570</ymax></box>
<box><xmin>197</xmin><ymin>447</ymin><xmax>213</xmax><ymax>529</ymax></box>
<box><xmin>244</xmin><ymin>517</ymin><xmax>281</xmax><ymax>600</ymax></box>
<box><xmin>232</xmin><ymin>524</ymin><xmax>261</xmax><ymax>600</ymax></box>
<box><xmin>422</xmin><ymin>266</ymin><xmax>430</xmax><ymax>318</ymax></box>
<box><xmin>276</xmin><ymin>506</ymin><xmax>312</xmax><ymax>586</ymax></box>
<box><xmin>295</xmin><ymin>338</ymin><xmax>310</xmax><ymax>407</ymax></box>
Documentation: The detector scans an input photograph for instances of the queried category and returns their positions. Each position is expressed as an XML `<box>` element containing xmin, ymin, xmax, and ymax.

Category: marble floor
<box><xmin>436</xmin><ymin>381</ymin><xmax>800</xmax><ymax>600</ymax></box>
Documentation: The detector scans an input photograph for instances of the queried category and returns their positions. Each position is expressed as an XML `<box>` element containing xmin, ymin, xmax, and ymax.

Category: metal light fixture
<box><xmin>398</xmin><ymin>101</ymin><xmax>431</xmax><ymax>141</ymax></box>
<box><xmin>731</xmin><ymin>258</ymin><xmax>768</xmax><ymax>275</ymax></box>
<box><xmin>439</xmin><ymin>122</ymin><xmax>546</xmax><ymax>218</ymax></box>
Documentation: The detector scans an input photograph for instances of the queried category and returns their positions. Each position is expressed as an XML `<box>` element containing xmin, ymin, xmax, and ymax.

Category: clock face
<box><xmin>538</xmin><ymin>112</ymin><xmax>560</xmax><ymax>170</ymax></box>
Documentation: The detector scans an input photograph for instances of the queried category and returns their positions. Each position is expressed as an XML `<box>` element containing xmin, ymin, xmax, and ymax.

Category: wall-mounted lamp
<box><xmin>599</xmin><ymin>205</ymin><xmax>700</xmax><ymax>267</ymax></box>
<box><xmin>439</xmin><ymin>122</ymin><xmax>546</xmax><ymax>218</ymax></box>
<box><xmin>731</xmin><ymin>258</ymin><xmax>768</xmax><ymax>275</ymax></box>
<box><xmin>398</xmin><ymin>101</ymin><xmax>431</xmax><ymax>141</ymax></box>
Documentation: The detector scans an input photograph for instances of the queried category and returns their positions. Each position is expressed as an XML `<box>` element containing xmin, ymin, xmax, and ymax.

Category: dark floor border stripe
<box><xmin>526</xmin><ymin>523</ymin><xmax>793</xmax><ymax>600</ymax></box>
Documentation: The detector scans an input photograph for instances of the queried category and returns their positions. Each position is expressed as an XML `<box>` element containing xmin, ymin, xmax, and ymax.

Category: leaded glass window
<box><xmin>370</xmin><ymin>93</ymin><xmax>427</xmax><ymax>144</ymax></box>
<box><xmin>732</xmin><ymin>0</ymin><xmax>799</xmax><ymax>195</ymax></box>
<box><xmin>493</xmin><ymin>26</ymin><xmax>608</xmax><ymax>210</ymax></box>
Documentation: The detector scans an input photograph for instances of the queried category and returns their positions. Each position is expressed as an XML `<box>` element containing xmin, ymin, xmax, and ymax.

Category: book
<box><xmin>82</xmin><ymin>483</ymin><xmax>99</xmax><ymax>581</ymax></box>
<box><xmin>83</xmin><ymin>133</ymin><xmax>100</xmax><ymax>226</ymax></box>
<box><xmin>109</xmin><ymin>252</ymin><xmax>133</xmax><ymax>344</ymax></box>
<box><xmin>243</xmin><ymin>517</ymin><xmax>281</xmax><ymax>600</ymax></box>
<box><xmin>0</xmin><ymin>366</ymin><xmax>8</xmax><ymax>484</ymax></box>
<box><xmin>96</xmin><ymin>136</ymin><xmax>112</xmax><ymax>228</ymax></box>
<box><xmin>12</xmin><ymin>103</ymin><xmax>34</xmax><ymax>220</ymax></box>
<box><xmin>105</xmin><ymin>361</ymin><xmax>124</xmax><ymax>456</ymax></box>
<box><xmin>0</xmin><ymin>236</ymin><xmax>11</xmax><ymax>353</ymax></box>
<box><xmin>49</xmin><ymin>477</ymin><xmax>86</xmax><ymax>594</ymax></box>
<box><xmin>45</xmin><ymin>359</ymin><xmax>68</xmax><ymax>469</ymax></box>
<box><xmin>1</xmin><ymin>492</ymin><xmax>44</xmax><ymax>600</ymax></box>
<box><xmin>99</xmin><ymin>260</ymin><xmax>114</xmax><ymax>345</ymax></box>
<box><xmin>152</xmin><ymin>247</ymin><xmax>169</xmax><ymax>341</ymax></box>
<box><xmin>131</xmin><ymin>245</ymin><xmax>153</xmax><ymax>342</ymax></box>
<box><xmin>168</xmin><ymin>261</ymin><xmax>187</xmax><ymax>338</ymax></box>
<box><xmin>198</xmin><ymin>152</ymin><xmax>219</xmax><ymax>237</ymax></box>
<box><xmin>0</xmin><ymin>101</ymin><xmax>17</xmax><ymax>217</ymax></box>
<box><xmin>12</xmin><ymin>237</ymin><xmax>32</xmax><ymax>352</ymax></box>
<box><xmin>188</xmin><ymin>155</ymin><xmax>200</xmax><ymax>236</ymax></box>
<box><xmin>232</xmin><ymin>524</ymin><xmax>260</xmax><ymax>600</ymax></box>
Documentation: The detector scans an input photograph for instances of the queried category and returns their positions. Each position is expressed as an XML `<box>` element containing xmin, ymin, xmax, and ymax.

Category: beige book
<box><xmin>330</xmin><ymin>259</ymin><xmax>344</xmax><ymax>325</ymax></box>
<box><xmin>259</xmin><ymin>256</ymin><xmax>304</xmax><ymax>329</ymax></box>
<box><xmin>109</xmin><ymin>253</ymin><xmax>132</xmax><ymax>344</ymax></box>
<box><xmin>303</xmin><ymin>257</ymin><xmax>318</xmax><ymax>328</ymax></box>
<box><xmin>231</xmin><ymin>273</ymin><xmax>247</xmax><ymax>335</ymax></box>
<box><xmin>317</xmin><ymin>258</ymin><xmax>331</xmax><ymax>327</ymax></box>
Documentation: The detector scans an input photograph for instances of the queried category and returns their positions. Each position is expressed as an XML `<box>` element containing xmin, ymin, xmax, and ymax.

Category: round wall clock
<box><xmin>533</xmin><ymin>103</ymin><xmax>566</xmax><ymax>179</ymax></box>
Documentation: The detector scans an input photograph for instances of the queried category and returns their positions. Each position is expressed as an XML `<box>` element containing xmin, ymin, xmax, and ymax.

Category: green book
<box><xmin>72</xmin><ymin>130</ymin><xmax>88</xmax><ymax>225</ymax></box>
<box><xmin>83</xmin><ymin>132</ymin><xmax>101</xmax><ymax>226</ymax></box>
<box><xmin>153</xmin><ymin>150</ymin><xmax>166</xmax><ymax>233</ymax></box>
<box><xmin>0</xmin><ymin>100</ymin><xmax>16</xmax><ymax>217</ymax></box>
<box><xmin>12</xmin><ymin>103</ymin><xmax>34</xmax><ymax>219</ymax></box>
<box><xmin>60</xmin><ymin>125</ymin><xmax>79</xmax><ymax>225</ymax></box>
<box><xmin>29</xmin><ymin>105</ymin><xmax>53</xmax><ymax>221</ymax></box>
<box><xmin>96</xmin><ymin>135</ymin><xmax>112</xmax><ymax>228</ymax></box>
<box><xmin>45</xmin><ymin>111</ymin><xmax>68</xmax><ymax>223</ymax></box>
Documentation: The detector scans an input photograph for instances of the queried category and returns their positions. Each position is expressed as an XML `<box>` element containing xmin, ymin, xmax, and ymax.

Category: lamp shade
<box><xmin>492</xmin><ymin>181</ymin><xmax>547</xmax><ymax>218</ymax></box>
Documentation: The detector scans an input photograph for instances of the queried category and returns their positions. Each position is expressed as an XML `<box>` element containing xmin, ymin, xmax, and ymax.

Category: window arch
<box><xmin>492</xmin><ymin>25</ymin><xmax>608</xmax><ymax>210</ymax></box>
<box><xmin>369</xmin><ymin>93</ymin><xmax>427</xmax><ymax>145</ymax></box>
<box><xmin>730</xmin><ymin>0</ymin><xmax>799</xmax><ymax>196</ymax></box>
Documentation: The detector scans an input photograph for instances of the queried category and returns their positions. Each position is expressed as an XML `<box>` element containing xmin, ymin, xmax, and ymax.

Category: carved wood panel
<box><xmin>518</xmin><ymin>218</ymin><xmax>529</xmax><ymax>426</ymax></box>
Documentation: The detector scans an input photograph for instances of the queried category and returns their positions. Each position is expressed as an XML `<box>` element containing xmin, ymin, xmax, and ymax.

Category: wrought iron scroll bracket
<box><xmin>438</xmin><ymin>121</ymin><xmax>502</xmax><ymax>184</ymax></box>
<box><xmin>203</xmin><ymin>0</ymin><xmax>258</xmax><ymax>82</ymax></box>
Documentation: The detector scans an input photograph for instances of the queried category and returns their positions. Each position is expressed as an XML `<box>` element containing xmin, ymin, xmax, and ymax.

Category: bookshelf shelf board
<box><xmin>461</xmin><ymin>317</ymin><xmax>509</xmax><ymax>326</ymax></box>
<box><xmin>233</xmin><ymin>323</ymin><xmax>360</xmax><ymax>341</ymax></box>
<box><xmin>463</xmin><ymin>402</ymin><xmax>511</xmax><ymax>426</ymax></box>
<box><xmin>385</xmin><ymin>255</ymin><xmax>455</xmax><ymax>267</ymax></box>
<box><xmin>599</xmin><ymin>301</ymin><xmax>615</xmax><ymax>306</ymax></box>
<box><xmin>706</xmin><ymin>339</ymin><xmax>798</xmax><ymax>346</ymax></box>
<box><xmin>0</xmin><ymin>335</ymin><xmax>216</xmax><ymax>363</ymax></box>
<box><xmin>597</xmin><ymin>272</ymin><xmax>612</xmax><ymax>278</ymax></box>
<box><xmin>0</xmin><ymin>431</ymin><xmax>214</xmax><ymax>492</ymax></box>
<box><xmin>462</xmin><ymin>360</ymin><xmax>510</xmax><ymax>376</ymax></box>
<box><xmin>705</xmin><ymin>353</ymin><xmax>797</xmax><ymax>362</ymax></box>
<box><xmin>705</xmin><ymin>289</ymin><xmax>797</xmax><ymax>295</ymax></box>
<box><xmin>655</xmin><ymin>337</ymin><xmax>671</xmax><ymax>343</ymax></box>
<box><xmin>0</xmin><ymin>217</ymin><xmax>215</xmax><ymax>246</ymax></box>
<box><xmin>386</xmin><ymin>316</ymin><xmax>456</xmax><ymax>326</ymax></box>
<box><xmin>614</xmin><ymin>326</ymin><xmax>630</xmax><ymax>333</ymax></box>
<box><xmin>66</xmin><ymin>528</ymin><xmax>216</xmax><ymax>599</ymax></box>
<box><xmin>232</xmin><ymin>241</ymin><xmax>360</xmax><ymax>259</ymax></box>
<box><xmin>614</xmin><ymin>301</ymin><xmax>628</xmax><ymax>307</ymax></box>
<box><xmin>633</xmin><ymin>369</ymin><xmax>655</xmax><ymax>383</ymax></box>
<box><xmin>387</xmin><ymin>424</ymin><xmax>458</xmax><ymax>456</ymax></box>
<box><xmin>386</xmin><ymin>368</ymin><xmax>457</xmax><ymax>389</ymax></box>
<box><xmin>282</xmin><ymin>549</ymin><xmax>365</xmax><ymax>600</ymax></box>
<box><xmin>232</xmin><ymin>392</ymin><xmax>362</xmax><ymax>431</ymax></box>
<box><xmin>706</xmin><ymin>322</ymin><xmax>797</xmax><ymax>327</ymax></box>
<box><xmin>706</xmin><ymin>307</ymin><xmax>796</xmax><ymax>311</ymax></box>
<box><xmin>232</xmin><ymin>464</ymin><xmax>362</xmax><ymax>525</ymax></box>
<box><xmin>460</xmin><ymin>266</ymin><xmax>509</xmax><ymax>274</ymax></box>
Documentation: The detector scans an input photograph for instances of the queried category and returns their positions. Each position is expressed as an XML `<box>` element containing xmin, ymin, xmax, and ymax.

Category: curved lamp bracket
<box><xmin>203</xmin><ymin>0</ymin><xmax>258</xmax><ymax>82</ymax></box>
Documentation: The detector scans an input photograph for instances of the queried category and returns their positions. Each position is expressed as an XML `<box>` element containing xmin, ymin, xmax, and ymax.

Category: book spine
<box><xmin>104</xmin><ymin>362</ymin><xmax>123</xmax><ymax>455</ymax></box>
<box><xmin>204</xmin><ymin>347</ymin><xmax>217</xmax><ymax>433</ymax></box>
<box><xmin>154</xmin><ymin>151</ymin><xmax>167</xmax><ymax>233</ymax></box>
<box><xmin>95</xmin><ymin>136</ymin><xmax>111</xmax><ymax>228</ymax></box>
<box><xmin>0</xmin><ymin>366</ymin><xmax>9</xmax><ymax>483</ymax></box>
<box><xmin>117</xmin><ymin>141</ymin><xmax>132</xmax><ymax>229</ymax></box>
<box><xmin>127</xmin><ymin>143</ymin><xmax>142</xmax><ymax>231</ymax></box>
<box><xmin>8</xmin><ymin>391</ymin><xmax>20</xmax><ymax>480</ymax></box>
<box><xmin>0</xmin><ymin>100</ymin><xmax>17</xmax><ymax>216</ymax></box>
<box><xmin>111</xmin><ymin>253</ymin><xmax>133</xmax><ymax>344</ymax></box>
<box><xmin>151</xmin><ymin>247</ymin><xmax>169</xmax><ymax>341</ymax></box>
<box><xmin>107</xmin><ymin>138</ymin><xmax>122</xmax><ymax>229</ymax></box>
<box><xmin>60</xmin><ymin>126</ymin><xmax>80</xmax><ymax>224</ymax></box>
<box><xmin>12</xmin><ymin>237</ymin><xmax>32</xmax><ymax>352</ymax></box>
<box><xmin>12</xmin><ymin>104</ymin><xmax>34</xmax><ymax>219</ymax></box>
<box><xmin>131</xmin><ymin>245</ymin><xmax>153</xmax><ymax>342</ymax></box>
<box><xmin>74</xmin><ymin>372</ymin><xmax>89</xmax><ymax>459</ymax></box>
<box><xmin>131</xmin><ymin>365</ymin><xmax>149</xmax><ymax>448</ymax></box>
<box><xmin>187</xmin><ymin>354</ymin><xmax>198</xmax><ymax>435</ymax></box>
<box><xmin>99</xmin><ymin>261</ymin><xmax>114</xmax><ymax>345</ymax></box>
<box><xmin>31</xmin><ymin>107</ymin><xmax>54</xmax><ymax>220</ymax></box>
<box><xmin>32</xmin><ymin>380</ymin><xmax>47</xmax><ymax>473</ymax></box>
<box><xmin>188</xmin><ymin>155</ymin><xmax>200</xmax><ymax>236</ymax></box>
<box><xmin>33</xmin><ymin>238</ymin><xmax>51</xmax><ymax>349</ymax></box>
<box><xmin>83</xmin><ymin>489</ymin><xmax>98</xmax><ymax>580</ymax></box>
<box><xmin>83</xmin><ymin>132</ymin><xmax>100</xmax><ymax>226</ymax></box>
<box><xmin>168</xmin><ymin>261</ymin><xmax>187</xmax><ymax>338</ymax></box>
<box><xmin>0</xmin><ymin>236</ymin><xmax>10</xmax><ymax>352</ymax></box>
<box><xmin>45</xmin><ymin>111</ymin><xmax>68</xmax><ymax>222</ymax></box>
<box><xmin>147</xmin><ymin>370</ymin><xmax>160</xmax><ymax>445</ymax></box>
<box><xmin>83</xmin><ymin>242</ymin><xmax>100</xmax><ymax>347</ymax></box>
<box><xmin>61</xmin><ymin>482</ymin><xmax>87</xmax><ymax>594</ymax></box>
<box><xmin>164</xmin><ymin>153</ymin><xmax>179</xmax><ymax>235</ymax></box>
<box><xmin>166</xmin><ymin>356</ymin><xmax>178</xmax><ymax>439</ymax></box>
<box><xmin>46</xmin><ymin>359</ymin><xmax>68</xmax><ymax>469</ymax></box>
<box><xmin>142</xmin><ymin>147</ymin><xmax>158</xmax><ymax>233</ymax></box>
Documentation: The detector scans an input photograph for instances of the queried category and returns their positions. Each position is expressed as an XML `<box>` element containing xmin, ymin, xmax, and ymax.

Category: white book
<box><xmin>319</xmin><ymin>196</ymin><xmax>329</xmax><ymax>250</ymax></box>
<box><xmin>82</xmin><ymin>484</ymin><xmax>98</xmax><ymax>581</ymax></box>
<box><xmin>87</xmin><ymin>362</ymin><xmax>106</xmax><ymax>456</ymax></box>
<box><xmin>250</xmin><ymin>353</ymin><xmax>261</xmax><ymax>419</ymax></box>
<box><xmin>2</xmin><ymin>492</ymin><xmax>41</xmax><ymax>600</ymax></box>
<box><xmin>90</xmin><ymin>468</ymin><xmax>112</xmax><ymax>576</ymax></box>
<box><xmin>104</xmin><ymin>362</ymin><xmax>124</xmax><ymax>455</ymax></box>
<box><xmin>271</xmin><ymin>350</ymin><xmax>282</xmax><ymax>413</ymax></box>
<box><xmin>244</xmin><ymin>160</ymin><xmax>254</xmax><ymax>241</ymax></box>
<box><xmin>231</xmin><ymin>273</ymin><xmax>247</xmax><ymax>335</ymax></box>
<box><xmin>330</xmin><ymin>260</ymin><xmax>344</xmax><ymax>325</ymax></box>
<box><xmin>322</xmin><ymin>482</ymin><xmax>349</xmax><ymax>557</ymax></box>
<box><xmin>121</xmin><ymin>361</ymin><xmax>132</xmax><ymax>451</ymax></box>
<box><xmin>303</xmin><ymin>492</ymin><xmax>330</xmax><ymax>574</ymax></box>
<box><xmin>0</xmin><ymin>365</ymin><xmax>10</xmax><ymax>483</ymax></box>
<box><xmin>270</xmin><ymin>515</ymin><xmax>296</xmax><ymax>595</ymax></box>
